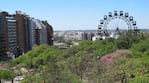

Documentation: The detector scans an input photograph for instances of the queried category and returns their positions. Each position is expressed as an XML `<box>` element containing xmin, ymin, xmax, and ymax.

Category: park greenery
<box><xmin>1</xmin><ymin>32</ymin><xmax>149</xmax><ymax>83</ymax></box>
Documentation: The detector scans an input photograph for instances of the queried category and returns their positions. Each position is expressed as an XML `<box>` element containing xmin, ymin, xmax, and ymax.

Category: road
<box><xmin>1</xmin><ymin>80</ymin><xmax>20</xmax><ymax>83</ymax></box>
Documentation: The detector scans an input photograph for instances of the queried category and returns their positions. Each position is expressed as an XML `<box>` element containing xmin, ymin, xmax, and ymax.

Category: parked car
<box><xmin>14</xmin><ymin>76</ymin><xmax>24</xmax><ymax>81</ymax></box>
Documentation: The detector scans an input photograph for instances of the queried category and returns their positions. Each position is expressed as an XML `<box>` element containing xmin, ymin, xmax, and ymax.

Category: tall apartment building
<box><xmin>28</xmin><ymin>18</ymin><xmax>36</xmax><ymax>49</ymax></box>
<box><xmin>15</xmin><ymin>11</ymin><xmax>26</xmax><ymax>55</ymax></box>
<box><xmin>15</xmin><ymin>11</ymin><xmax>32</xmax><ymax>55</ymax></box>
<box><xmin>0</xmin><ymin>12</ymin><xmax>8</xmax><ymax>60</ymax></box>
<box><xmin>35</xmin><ymin>19</ymin><xmax>48</xmax><ymax>45</ymax></box>
<box><xmin>6</xmin><ymin>15</ymin><xmax>17</xmax><ymax>56</ymax></box>
<box><xmin>42</xmin><ymin>21</ymin><xmax>53</xmax><ymax>45</ymax></box>
<box><xmin>0</xmin><ymin>12</ymin><xmax>18</xmax><ymax>60</ymax></box>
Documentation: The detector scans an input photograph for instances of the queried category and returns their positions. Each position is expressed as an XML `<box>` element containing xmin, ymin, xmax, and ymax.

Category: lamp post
<box><xmin>96</xmin><ymin>56</ymin><xmax>100</xmax><ymax>83</ymax></box>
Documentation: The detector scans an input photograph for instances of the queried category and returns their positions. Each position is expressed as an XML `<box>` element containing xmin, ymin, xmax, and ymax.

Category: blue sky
<box><xmin>0</xmin><ymin>0</ymin><xmax>149</xmax><ymax>30</ymax></box>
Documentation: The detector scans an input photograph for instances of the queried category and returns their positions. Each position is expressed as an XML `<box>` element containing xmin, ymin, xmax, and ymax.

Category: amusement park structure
<box><xmin>96</xmin><ymin>10</ymin><xmax>138</xmax><ymax>40</ymax></box>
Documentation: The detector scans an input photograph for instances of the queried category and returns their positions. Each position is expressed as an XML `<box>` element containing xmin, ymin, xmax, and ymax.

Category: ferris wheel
<box><xmin>98</xmin><ymin>11</ymin><xmax>138</xmax><ymax>38</ymax></box>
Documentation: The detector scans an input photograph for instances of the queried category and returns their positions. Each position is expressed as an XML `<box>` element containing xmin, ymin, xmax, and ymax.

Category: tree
<box><xmin>0</xmin><ymin>69</ymin><xmax>15</xmax><ymax>83</ymax></box>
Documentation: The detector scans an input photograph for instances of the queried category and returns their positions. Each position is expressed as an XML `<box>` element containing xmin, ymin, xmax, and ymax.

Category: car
<box><xmin>14</xmin><ymin>76</ymin><xmax>24</xmax><ymax>81</ymax></box>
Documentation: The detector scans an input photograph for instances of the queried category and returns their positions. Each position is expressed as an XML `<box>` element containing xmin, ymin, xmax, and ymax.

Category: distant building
<box><xmin>92</xmin><ymin>36</ymin><xmax>104</xmax><ymax>41</ymax></box>
<box><xmin>82</xmin><ymin>32</ymin><xmax>94</xmax><ymax>40</ymax></box>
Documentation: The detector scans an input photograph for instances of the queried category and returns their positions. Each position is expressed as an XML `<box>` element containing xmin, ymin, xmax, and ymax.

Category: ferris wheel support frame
<box><xmin>98</xmin><ymin>10</ymin><xmax>138</xmax><ymax>38</ymax></box>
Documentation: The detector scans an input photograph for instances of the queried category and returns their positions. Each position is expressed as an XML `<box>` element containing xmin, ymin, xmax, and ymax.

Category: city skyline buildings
<box><xmin>0</xmin><ymin>11</ymin><xmax>53</xmax><ymax>60</ymax></box>
<box><xmin>0</xmin><ymin>0</ymin><xmax>149</xmax><ymax>30</ymax></box>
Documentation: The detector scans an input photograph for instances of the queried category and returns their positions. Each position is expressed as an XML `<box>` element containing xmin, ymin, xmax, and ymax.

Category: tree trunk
<box><xmin>121</xmin><ymin>77</ymin><xmax>127</xmax><ymax>83</ymax></box>
<box><xmin>11</xmin><ymin>79</ymin><xmax>13</xmax><ymax>83</ymax></box>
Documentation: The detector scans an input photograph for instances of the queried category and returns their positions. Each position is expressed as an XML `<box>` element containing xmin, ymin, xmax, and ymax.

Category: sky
<box><xmin>0</xmin><ymin>0</ymin><xmax>149</xmax><ymax>31</ymax></box>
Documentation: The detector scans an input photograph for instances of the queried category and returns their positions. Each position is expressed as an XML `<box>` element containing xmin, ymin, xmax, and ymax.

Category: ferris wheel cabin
<box><xmin>125</xmin><ymin>13</ymin><xmax>129</xmax><ymax>17</ymax></box>
<box><xmin>100</xmin><ymin>20</ymin><xmax>104</xmax><ymax>24</ymax></box>
<box><xmin>120</xmin><ymin>11</ymin><xmax>124</xmax><ymax>16</ymax></box>
<box><xmin>108</xmin><ymin>12</ymin><xmax>112</xmax><ymax>17</ymax></box>
<box><xmin>114</xmin><ymin>10</ymin><xmax>118</xmax><ymax>16</ymax></box>
<box><xmin>129</xmin><ymin>16</ymin><xmax>133</xmax><ymax>21</ymax></box>
<box><xmin>133</xmin><ymin>21</ymin><xmax>136</xmax><ymax>25</ymax></box>
<box><xmin>104</xmin><ymin>15</ymin><xmax>107</xmax><ymax>20</ymax></box>
<box><xmin>98</xmin><ymin>25</ymin><xmax>102</xmax><ymax>29</ymax></box>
